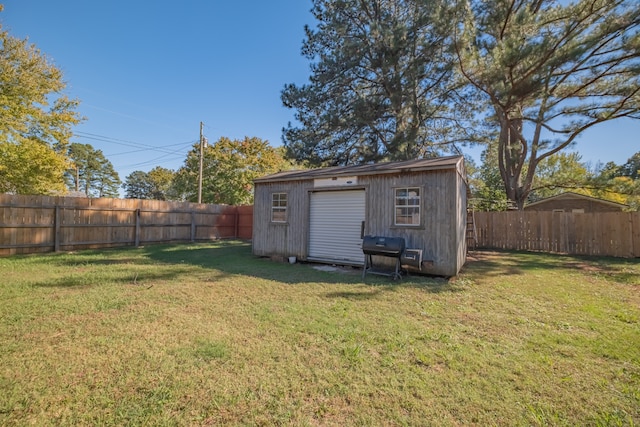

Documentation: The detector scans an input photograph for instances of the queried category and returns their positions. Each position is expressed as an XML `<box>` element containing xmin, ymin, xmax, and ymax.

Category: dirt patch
<box><xmin>312</xmin><ymin>265</ymin><xmax>359</xmax><ymax>275</ymax></box>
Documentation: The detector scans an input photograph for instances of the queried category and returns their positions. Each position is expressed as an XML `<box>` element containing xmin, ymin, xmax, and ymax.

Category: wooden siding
<box><xmin>253</xmin><ymin>164</ymin><xmax>468</xmax><ymax>276</ymax></box>
<box><xmin>474</xmin><ymin>211</ymin><xmax>640</xmax><ymax>258</ymax></box>
<box><xmin>252</xmin><ymin>180</ymin><xmax>312</xmax><ymax>259</ymax></box>
<box><xmin>361</xmin><ymin>169</ymin><xmax>463</xmax><ymax>276</ymax></box>
<box><xmin>455</xmin><ymin>167</ymin><xmax>468</xmax><ymax>273</ymax></box>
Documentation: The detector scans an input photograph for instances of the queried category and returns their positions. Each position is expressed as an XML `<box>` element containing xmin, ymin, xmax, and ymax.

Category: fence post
<box><xmin>135</xmin><ymin>209</ymin><xmax>140</xmax><ymax>247</ymax></box>
<box><xmin>191</xmin><ymin>211</ymin><xmax>196</xmax><ymax>242</ymax></box>
<box><xmin>54</xmin><ymin>206</ymin><xmax>61</xmax><ymax>252</ymax></box>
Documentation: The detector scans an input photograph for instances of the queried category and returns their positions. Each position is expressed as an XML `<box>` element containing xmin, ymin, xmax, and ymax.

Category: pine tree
<box><xmin>456</xmin><ymin>0</ymin><xmax>640</xmax><ymax>209</ymax></box>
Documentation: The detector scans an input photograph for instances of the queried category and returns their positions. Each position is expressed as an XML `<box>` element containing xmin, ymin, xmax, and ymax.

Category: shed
<box><xmin>252</xmin><ymin>155</ymin><xmax>469</xmax><ymax>277</ymax></box>
<box><xmin>523</xmin><ymin>192</ymin><xmax>627</xmax><ymax>213</ymax></box>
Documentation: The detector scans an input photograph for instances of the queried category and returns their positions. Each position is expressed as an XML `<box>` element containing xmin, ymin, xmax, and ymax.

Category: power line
<box><xmin>71</xmin><ymin>130</ymin><xmax>201</xmax><ymax>173</ymax></box>
<box><xmin>74</xmin><ymin>131</ymin><xmax>197</xmax><ymax>156</ymax></box>
<box><xmin>121</xmin><ymin>153</ymin><xmax>187</xmax><ymax>169</ymax></box>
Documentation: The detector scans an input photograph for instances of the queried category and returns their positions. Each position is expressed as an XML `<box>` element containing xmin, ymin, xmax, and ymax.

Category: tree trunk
<box><xmin>498</xmin><ymin>114</ymin><xmax>528</xmax><ymax>209</ymax></box>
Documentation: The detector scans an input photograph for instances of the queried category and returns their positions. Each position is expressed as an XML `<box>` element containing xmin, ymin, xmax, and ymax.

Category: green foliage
<box><xmin>528</xmin><ymin>153</ymin><xmax>592</xmax><ymax>201</ymax></box>
<box><xmin>590</xmin><ymin>152</ymin><xmax>640</xmax><ymax>210</ymax></box>
<box><xmin>472</xmin><ymin>143</ymin><xmax>510</xmax><ymax>211</ymax></box>
<box><xmin>66</xmin><ymin>143</ymin><xmax>121</xmax><ymax>198</ymax></box>
<box><xmin>123</xmin><ymin>171</ymin><xmax>151</xmax><ymax>199</ymax></box>
<box><xmin>172</xmin><ymin>137</ymin><xmax>292</xmax><ymax>205</ymax></box>
<box><xmin>618</xmin><ymin>152</ymin><xmax>640</xmax><ymax>180</ymax></box>
<box><xmin>0</xmin><ymin>138</ymin><xmax>69</xmax><ymax>194</ymax></box>
<box><xmin>0</xmin><ymin>6</ymin><xmax>82</xmax><ymax>194</ymax></box>
<box><xmin>456</xmin><ymin>0</ymin><xmax>640</xmax><ymax>209</ymax></box>
<box><xmin>282</xmin><ymin>0</ymin><xmax>471</xmax><ymax>166</ymax></box>
<box><xmin>124</xmin><ymin>167</ymin><xmax>175</xmax><ymax>200</ymax></box>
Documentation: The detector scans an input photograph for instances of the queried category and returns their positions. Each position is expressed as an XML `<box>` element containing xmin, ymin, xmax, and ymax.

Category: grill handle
<box><xmin>360</xmin><ymin>221</ymin><xmax>365</xmax><ymax>239</ymax></box>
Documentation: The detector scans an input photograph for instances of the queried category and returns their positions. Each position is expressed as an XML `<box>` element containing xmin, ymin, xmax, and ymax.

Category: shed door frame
<box><xmin>308</xmin><ymin>188</ymin><xmax>366</xmax><ymax>265</ymax></box>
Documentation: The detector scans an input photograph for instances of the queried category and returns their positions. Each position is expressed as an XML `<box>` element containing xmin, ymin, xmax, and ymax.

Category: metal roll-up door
<box><xmin>309</xmin><ymin>190</ymin><xmax>366</xmax><ymax>264</ymax></box>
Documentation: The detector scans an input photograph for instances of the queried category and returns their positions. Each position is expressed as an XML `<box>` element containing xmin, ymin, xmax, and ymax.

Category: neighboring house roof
<box><xmin>254</xmin><ymin>155</ymin><xmax>464</xmax><ymax>183</ymax></box>
<box><xmin>524</xmin><ymin>192</ymin><xmax>628</xmax><ymax>210</ymax></box>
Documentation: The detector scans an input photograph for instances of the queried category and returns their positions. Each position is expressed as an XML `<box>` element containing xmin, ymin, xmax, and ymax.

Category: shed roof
<box><xmin>255</xmin><ymin>155</ymin><xmax>464</xmax><ymax>183</ymax></box>
<box><xmin>523</xmin><ymin>192</ymin><xmax>628</xmax><ymax>209</ymax></box>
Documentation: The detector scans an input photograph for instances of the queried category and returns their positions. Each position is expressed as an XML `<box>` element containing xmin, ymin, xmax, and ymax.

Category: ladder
<box><xmin>466</xmin><ymin>208</ymin><xmax>477</xmax><ymax>250</ymax></box>
<box><xmin>466</xmin><ymin>187</ymin><xmax>477</xmax><ymax>251</ymax></box>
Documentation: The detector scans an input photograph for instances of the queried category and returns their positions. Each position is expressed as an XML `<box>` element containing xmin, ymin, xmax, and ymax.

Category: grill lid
<box><xmin>362</xmin><ymin>235</ymin><xmax>405</xmax><ymax>257</ymax></box>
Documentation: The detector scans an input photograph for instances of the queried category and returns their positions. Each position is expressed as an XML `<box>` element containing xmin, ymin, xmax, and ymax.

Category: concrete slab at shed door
<box><xmin>308</xmin><ymin>190</ymin><xmax>365</xmax><ymax>265</ymax></box>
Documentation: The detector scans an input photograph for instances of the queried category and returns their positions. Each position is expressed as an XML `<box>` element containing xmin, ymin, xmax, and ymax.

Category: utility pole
<box><xmin>198</xmin><ymin>121</ymin><xmax>204</xmax><ymax>203</ymax></box>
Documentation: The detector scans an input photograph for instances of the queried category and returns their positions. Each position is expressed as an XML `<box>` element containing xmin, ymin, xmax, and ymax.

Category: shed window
<box><xmin>395</xmin><ymin>187</ymin><xmax>420</xmax><ymax>226</ymax></box>
<box><xmin>271</xmin><ymin>193</ymin><xmax>287</xmax><ymax>222</ymax></box>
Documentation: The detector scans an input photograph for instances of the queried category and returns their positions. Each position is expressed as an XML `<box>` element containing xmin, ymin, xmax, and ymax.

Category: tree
<box><xmin>282</xmin><ymin>0</ymin><xmax>467</xmax><ymax>166</ymax></box>
<box><xmin>66</xmin><ymin>143</ymin><xmax>121</xmax><ymax>198</ymax></box>
<box><xmin>472</xmin><ymin>142</ymin><xmax>510</xmax><ymax>210</ymax></box>
<box><xmin>590</xmin><ymin>152</ymin><xmax>640</xmax><ymax>210</ymax></box>
<box><xmin>0</xmin><ymin>5</ymin><xmax>81</xmax><ymax>194</ymax></box>
<box><xmin>0</xmin><ymin>138</ymin><xmax>69</xmax><ymax>194</ymax></box>
<box><xmin>172</xmin><ymin>137</ymin><xmax>292</xmax><ymax>205</ymax></box>
<box><xmin>123</xmin><ymin>171</ymin><xmax>152</xmax><ymax>199</ymax></box>
<box><xmin>455</xmin><ymin>0</ymin><xmax>640</xmax><ymax>209</ymax></box>
<box><xmin>528</xmin><ymin>152</ymin><xmax>592</xmax><ymax>201</ymax></box>
<box><xmin>124</xmin><ymin>167</ymin><xmax>175</xmax><ymax>200</ymax></box>
<box><xmin>618</xmin><ymin>151</ymin><xmax>640</xmax><ymax>180</ymax></box>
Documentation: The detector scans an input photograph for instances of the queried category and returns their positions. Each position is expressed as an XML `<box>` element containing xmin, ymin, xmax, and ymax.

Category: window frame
<box><xmin>393</xmin><ymin>186</ymin><xmax>422</xmax><ymax>227</ymax></box>
<box><xmin>271</xmin><ymin>192</ymin><xmax>288</xmax><ymax>223</ymax></box>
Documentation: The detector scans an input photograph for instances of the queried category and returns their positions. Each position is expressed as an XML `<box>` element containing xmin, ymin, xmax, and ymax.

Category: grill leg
<box><xmin>362</xmin><ymin>254</ymin><xmax>370</xmax><ymax>279</ymax></box>
<box><xmin>393</xmin><ymin>258</ymin><xmax>402</xmax><ymax>280</ymax></box>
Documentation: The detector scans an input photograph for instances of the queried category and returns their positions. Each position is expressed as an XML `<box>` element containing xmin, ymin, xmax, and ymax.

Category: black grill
<box><xmin>362</xmin><ymin>235</ymin><xmax>405</xmax><ymax>257</ymax></box>
<box><xmin>362</xmin><ymin>235</ymin><xmax>405</xmax><ymax>279</ymax></box>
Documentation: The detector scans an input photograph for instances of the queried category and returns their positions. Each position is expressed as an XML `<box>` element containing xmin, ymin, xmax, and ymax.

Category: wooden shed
<box><xmin>523</xmin><ymin>192</ymin><xmax>627</xmax><ymax>213</ymax></box>
<box><xmin>252</xmin><ymin>156</ymin><xmax>469</xmax><ymax>277</ymax></box>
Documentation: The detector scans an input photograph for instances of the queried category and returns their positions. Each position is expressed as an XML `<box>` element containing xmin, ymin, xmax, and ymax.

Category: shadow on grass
<box><xmin>38</xmin><ymin>242</ymin><xmax>637</xmax><ymax>293</ymax></box>
<box><xmin>463</xmin><ymin>249</ymin><xmax>640</xmax><ymax>286</ymax></box>
<box><xmin>30</xmin><ymin>265</ymin><xmax>203</xmax><ymax>288</ymax></box>
<box><xmin>139</xmin><ymin>241</ymin><xmax>468</xmax><ymax>294</ymax></box>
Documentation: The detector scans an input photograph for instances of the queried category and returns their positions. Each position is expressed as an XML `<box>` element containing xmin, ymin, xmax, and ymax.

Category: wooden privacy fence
<box><xmin>0</xmin><ymin>194</ymin><xmax>253</xmax><ymax>256</ymax></box>
<box><xmin>473</xmin><ymin>211</ymin><xmax>640</xmax><ymax>258</ymax></box>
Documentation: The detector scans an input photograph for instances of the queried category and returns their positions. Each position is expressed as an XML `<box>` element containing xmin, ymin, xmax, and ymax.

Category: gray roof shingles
<box><xmin>254</xmin><ymin>155</ymin><xmax>464</xmax><ymax>183</ymax></box>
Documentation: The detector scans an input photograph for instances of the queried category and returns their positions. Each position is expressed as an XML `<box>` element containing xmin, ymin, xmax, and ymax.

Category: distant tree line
<box><xmin>122</xmin><ymin>137</ymin><xmax>293</xmax><ymax>205</ymax></box>
<box><xmin>1</xmin><ymin>1</ymin><xmax>639</xmax><ymax>209</ymax></box>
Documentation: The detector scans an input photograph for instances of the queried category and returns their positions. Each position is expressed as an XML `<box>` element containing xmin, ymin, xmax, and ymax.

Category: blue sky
<box><xmin>2</xmin><ymin>0</ymin><xmax>639</xmax><ymax>187</ymax></box>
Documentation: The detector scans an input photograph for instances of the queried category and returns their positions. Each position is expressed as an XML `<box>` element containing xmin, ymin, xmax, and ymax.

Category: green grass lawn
<box><xmin>0</xmin><ymin>241</ymin><xmax>638</xmax><ymax>426</ymax></box>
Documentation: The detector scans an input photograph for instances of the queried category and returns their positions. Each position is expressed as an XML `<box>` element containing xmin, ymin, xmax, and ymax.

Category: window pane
<box><xmin>395</xmin><ymin>208</ymin><xmax>408</xmax><ymax>224</ymax></box>
<box><xmin>271</xmin><ymin>193</ymin><xmax>287</xmax><ymax>222</ymax></box>
<box><xmin>394</xmin><ymin>187</ymin><xmax>420</xmax><ymax>226</ymax></box>
<box><xmin>272</xmin><ymin>208</ymin><xmax>286</xmax><ymax>222</ymax></box>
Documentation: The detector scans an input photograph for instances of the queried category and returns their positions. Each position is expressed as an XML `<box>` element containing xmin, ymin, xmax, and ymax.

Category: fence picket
<box><xmin>0</xmin><ymin>195</ymin><xmax>254</xmax><ymax>256</ymax></box>
<box><xmin>474</xmin><ymin>211</ymin><xmax>640</xmax><ymax>258</ymax></box>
